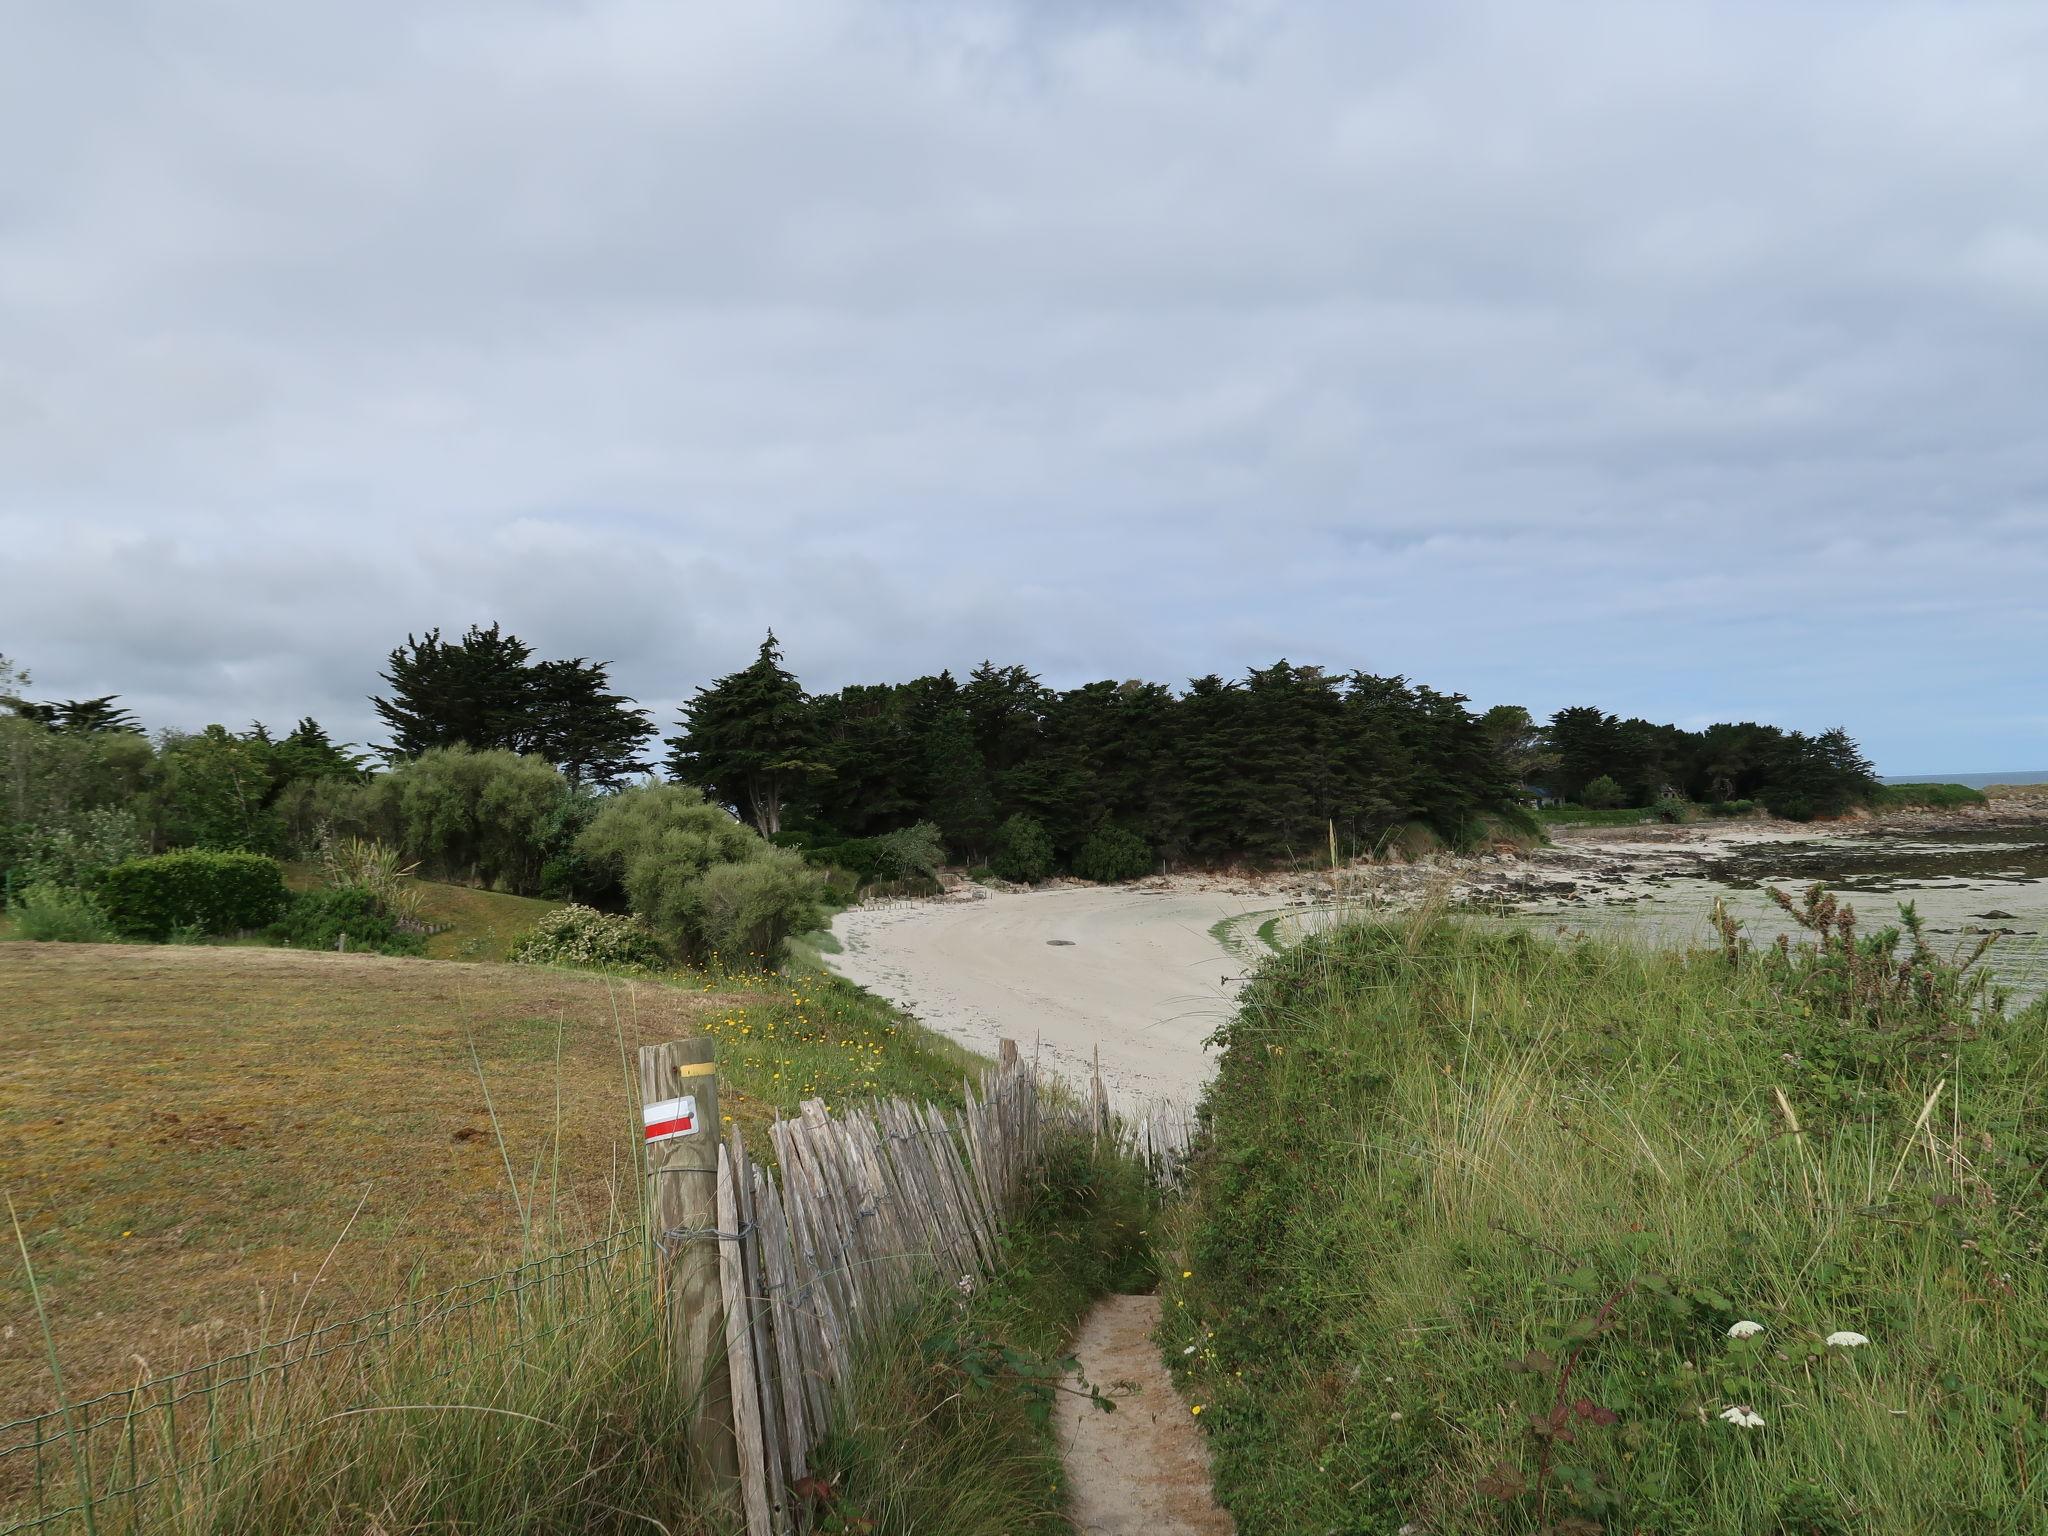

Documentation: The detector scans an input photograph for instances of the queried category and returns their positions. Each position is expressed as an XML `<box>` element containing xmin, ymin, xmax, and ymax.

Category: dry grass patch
<box><xmin>0</xmin><ymin>941</ymin><xmax>742</xmax><ymax>1429</ymax></box>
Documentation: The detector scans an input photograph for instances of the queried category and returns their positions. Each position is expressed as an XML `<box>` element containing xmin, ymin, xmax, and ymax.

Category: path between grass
<box><xmin>1059</xmin><ymin>1293</ymin><xmax>1234</xmax><ymax>1536</ymax></box>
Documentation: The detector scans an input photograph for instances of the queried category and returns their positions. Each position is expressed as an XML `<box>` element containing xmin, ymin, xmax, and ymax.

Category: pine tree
<box><xmin>373</xmin><ymin>624</ymin><xmax>535</xmax><ymax>760</ymax></box>
<box><xmin>918</xmin><ymin>704</ymin><xmax>996</xmax><ymax>860</ymax></box>
<box><xmin>527</xmin><ymin>657</ymin><xmax>655</xmax><ymax>788</ymax></box>
<box><xmin>664</xmin><ymin>632</ymin><xmax>824</xmax><ymax>836</ymax></box>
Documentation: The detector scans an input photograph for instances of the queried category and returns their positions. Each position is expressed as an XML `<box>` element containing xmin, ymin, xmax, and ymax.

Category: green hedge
<box><xmin>99</xmin><ymin>851</ymin><xmax>289</xmax><ymax>940</ymax></box>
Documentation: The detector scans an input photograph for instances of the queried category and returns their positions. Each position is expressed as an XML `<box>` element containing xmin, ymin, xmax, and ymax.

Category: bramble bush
<box><xmin>508</xmin><ymin>903</ymin><xmax>668</xmax><ymax>971</ymax></box>
<box><xmin>98</xmin><ymin>851</ymin><xmax>289</xmax><ymax>940</ymax></box>
<box><xmin>1071</xmin><ymin>826</ymin><xmax>1151</xmax><ymax>883</ymax></box>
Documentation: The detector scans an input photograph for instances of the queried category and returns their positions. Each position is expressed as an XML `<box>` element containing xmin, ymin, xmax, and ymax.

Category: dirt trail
<box><xmin>1059</xmin><ymin>1293</ymin><xmax>1235</xmax><ymax>1536</ymax></box>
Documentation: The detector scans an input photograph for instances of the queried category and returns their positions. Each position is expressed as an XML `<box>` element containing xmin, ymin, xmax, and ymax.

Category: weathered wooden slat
<box><xmin>716</xmin><ymin>1145</ymin><xmax>773</xmax><ymax>1536</ymax></box>
<box><xmin>730</xmin><ymin>1130</ymin><xmax>790</xmax><ymax>1536</ymax></box>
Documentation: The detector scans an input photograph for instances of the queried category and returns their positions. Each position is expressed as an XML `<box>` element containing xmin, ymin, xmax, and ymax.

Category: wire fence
<box><xmin>0</xmin><ymin>1232</ymin><xmax>643</xmax><ymax>1533</ymax></box>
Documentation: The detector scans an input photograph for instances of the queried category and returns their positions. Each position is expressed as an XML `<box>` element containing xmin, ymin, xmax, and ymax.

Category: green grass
<box><xmin>1534</xmin><ymin>804</ymin><xmax>1654</xmax><ymax>827</ymax></box>
<box><xmin>1872</xmin><ymin>782</ymin><xmax>1990</xmax><ymax>811</ymax></box>
<box><xmin>1168</xmin><ymin>912</ymin><xmax>2048</xmax><ymax>1535</ymax></box>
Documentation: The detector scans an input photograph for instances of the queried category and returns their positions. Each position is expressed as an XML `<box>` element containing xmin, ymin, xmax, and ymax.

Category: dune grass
<box><xmin>1872</xmin><ymin>783</ymin><xmax>1991</xmax><ymax>811</ymax></box>
<box><xmin>1168</xmin><ymin>904</ymin><xmax>2048</xmax><ymax>1535</ymax></box>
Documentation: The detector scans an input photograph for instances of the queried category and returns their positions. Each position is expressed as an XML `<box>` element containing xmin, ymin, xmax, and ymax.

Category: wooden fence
<box><xmin>640</xmin><ymin>1035</ymin><xmax>1054</xmax><ymax>1536</ymax></box>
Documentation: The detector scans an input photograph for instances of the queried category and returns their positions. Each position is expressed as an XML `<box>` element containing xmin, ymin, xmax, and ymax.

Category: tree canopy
<box><xmin>373</xmin><ymin>623</ymin><xmax>654</xmax><ymax>786</ymax></box>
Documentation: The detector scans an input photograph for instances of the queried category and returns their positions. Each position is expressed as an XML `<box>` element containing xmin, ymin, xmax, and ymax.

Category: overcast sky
<box><xmin>4</xmin><ymin>1</ymin><xmax>2044</xmax><ymax>773</ymax></box>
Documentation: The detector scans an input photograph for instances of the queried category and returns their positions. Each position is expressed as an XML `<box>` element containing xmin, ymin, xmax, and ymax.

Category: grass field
<box><xmin>0</xmin><ymin>938</ymin><xmax>982</xmax><ymax>1441</ymax></box>
<box><xmin>1169</xmin><ymin>910</ymin><xmax>2048</xmax><ymax>1535</ymax></box>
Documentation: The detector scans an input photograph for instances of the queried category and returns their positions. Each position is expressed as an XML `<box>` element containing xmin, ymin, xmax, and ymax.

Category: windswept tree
<box><xmin>664</xmin><ymin>632</ymin><xmax>826</xmax><ymax>837</ymax></box>
<box><xmin>372</xmin><ymin>623</ymin><xmax>653</xmax><ymax>784</ymax></box>
<box><xmin>527</xmin><ymin>657</ymin><xmax>655</xmax><ymax>788</ymax></box>
<box><xmin>374</xmin><ymin>624</ymin><xmax>537</xmax><ymax>760</ymax></box>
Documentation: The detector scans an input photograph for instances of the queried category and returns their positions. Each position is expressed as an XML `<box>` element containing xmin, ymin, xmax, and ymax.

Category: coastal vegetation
<box><xmin>0</xmin><ymin>633</ymin><xmax>1906</xmax><ymax>970</ymax></box>
<box><xmin>1169</xmin><ymin>903</ymin><xmax>2048</xmax><ymax>1534</ymax></box>
<box><xmin>1</xmin><ymin>918</ymin><xmax>1148</xmax><ymax>1534</ymax></box>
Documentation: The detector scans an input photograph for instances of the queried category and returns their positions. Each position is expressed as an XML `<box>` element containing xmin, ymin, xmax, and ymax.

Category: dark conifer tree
<box><xmin>528</xmin><ymin>657</ymin><xmax>655</xmax><ymax>788</ymax></box>
<box><xmin>664</xmin><ymin>631</ymin><xmax>824</xmax><ymax>836</ymax></box>
<box><xmin>373</xmin><ymin>624</ymin><xmax>536</xmax><ymax>761</ymax></box>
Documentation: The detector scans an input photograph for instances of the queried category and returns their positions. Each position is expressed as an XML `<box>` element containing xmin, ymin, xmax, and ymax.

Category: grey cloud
<box><xmin>3</xmin><ymin>0</ymin><xmax>2045</xmax><ymax>771</ymax></box>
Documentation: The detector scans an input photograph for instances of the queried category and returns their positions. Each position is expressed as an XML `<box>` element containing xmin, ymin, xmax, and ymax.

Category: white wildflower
<box><xmin>1825</xmin><ymin>1330</ymin><xmax>1870</xmax><ymax>1348</ymax></box>
<box><xmin>1726</xmin><ymin>1320</ymin><xmax>1764</xmax><ymax>1339</ymax></box>
<box><xmin>1717</xmin><ymin>1405</ymin><xmax>1765</xmax><ymax>1430</ymax></box>
<box><xmin>1183</xmin><ymin>1344</ymin><xmax>1197</xmax><ymax>1355</ymax></box>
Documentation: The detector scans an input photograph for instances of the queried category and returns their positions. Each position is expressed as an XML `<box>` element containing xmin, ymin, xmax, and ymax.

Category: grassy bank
<box><xmin>1872</xmin><ymin>782</ymin><xmax>1991</xmax><ymax>811</ymax></box>
<box><xmin>1168</xmin><ymin>907</ymin><xmax>2048</xmax><ymax>1534</ymax></box>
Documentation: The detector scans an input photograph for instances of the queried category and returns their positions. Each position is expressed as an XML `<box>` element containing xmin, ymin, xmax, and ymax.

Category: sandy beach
<box><xmin>826</xmin><ymin>883</ymin><xmax>1273</xmax><ymax>1105</ymax></box>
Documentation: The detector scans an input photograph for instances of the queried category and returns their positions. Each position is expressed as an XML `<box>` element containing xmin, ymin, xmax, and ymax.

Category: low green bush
<box><xmin>7</xmin><ymin>882</ymin><xmax>119</xmax><ymax>943</ymax></box>
<box><xmin>1071</xmin><ymin>826</ymin><xmax>1152</xmax><ymax>883</ymax></box>
<box><xmin>99</xmin><ymin>851</ymin><xmax>288</xmax><ymax>940</ymax></box>
<box><xmin>508</xmin><ymin>903</ymin><xmax>667</xmax><ymax>971</ymax></box>
<box><xmin>1579</xmin><ymin>773</ymin><xmax>1628</xmax><ymax>809</ymax></box>
<box><xmin>990</xmin><ymin>814</ymin><xmax>1054</xmax><ymax>883</ymax></box>
<box><xmin>690</xmin><ymin>848</ymin><xmax>827</xmax><ymax>964</ymax></box>
<box><xmin>267</xmin><ymin>886</ymin><xmax>426</xmax><ymax>957</ymax></box>
<box><xmin>831</xmin><ymin>822</ymin><xmax>948</xmax><ymax>887</ymax></box>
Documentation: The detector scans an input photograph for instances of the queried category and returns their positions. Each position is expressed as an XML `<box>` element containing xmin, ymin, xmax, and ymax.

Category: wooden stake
<box><xmin>638</xmin><ymin>1039</ymin><xmax>738</xmax><ymax>1498</ymax></box>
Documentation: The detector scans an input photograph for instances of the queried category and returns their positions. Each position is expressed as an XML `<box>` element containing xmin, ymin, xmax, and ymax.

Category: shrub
<box><xmin>874</xmin><ymin>822</ymin><xmax>946</xmax><ymax>880</ymax></box>
<box><xmin>831</xmin><ymin>822</ymin><xmax>947</xmax><ymax>886</ymax></box>
<box><xmin>576</xmin><ymin>783</ymin><xmax>762</xmax><ymax>938</ymax></box>
<box><xmin>1072</xmin><ymin>826</ymin><xmax>1152</xmax><ymax>883</ymax></box>
<box><xmin>1579</xmin><ymin>774</ymin><xmax>1628</xmax><ymax>809</ymax></box>
<box><xmin>7</xmin><ymin>882</ymin><xmax>118</xmax><ymax>943</ymax></box>
<box><xmin>5</xmin><ymin>806</ymin><xmax>149</xmax><ymax>890</ymax></box>
<box><xmin>576</xmin><ymin>783</ymin><xmax>825</xmax><ymax>963</ymax></box>
<box><xmin>267</xmin><ymin>886</ymin><xmax>426</xmax><ymax>957</ymax></box>
<box><xmin>509</xmin><ymin>903</ymin><xmax>668</xmax><ymax>971</ymax></box>
<box><xmin>990</xmin><ymin>814</ymin><xmax>1054</xmax><ymax>883</ymax></box>
<box><xmin>99</xmin><ymin>851</ymin><xmax>288</xmax><ymax>940</ymax></box>
<box><xmin>689</xmin><ymin>848</ymin><xmax>828</xmax><ymax>964</ymax></box>
<box><xmin>315</xmin><ymin>834</ymin><xmax>428</xmax><ymax>927</ymax></box>
<box><xmin>1649</xmin><ymin>795</ymin><xmax>1693</xmax><ymax>823</ymax></box>
<box><xmin>373</xmin><ymin>746</ymin><xmax>568</xmax><ymax>893</ymax></box>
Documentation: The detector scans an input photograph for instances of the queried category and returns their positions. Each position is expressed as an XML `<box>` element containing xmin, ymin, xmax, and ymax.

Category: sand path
<box><xmin>1058</xmin><ymin>1293</ymin><xmax>1235</xmax><ymax>1535</ymax></box>
<box><xmin>825</xmin><ymin>884</ymin><xmax>1272</xmax><ymax>1103</ymax></box>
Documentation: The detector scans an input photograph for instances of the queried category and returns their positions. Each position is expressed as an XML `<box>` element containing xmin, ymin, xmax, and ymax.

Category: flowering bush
<box><xmin>509</xmin><ymin>903</ymin><xmax>668</xmax><ymax>971</ymax></box>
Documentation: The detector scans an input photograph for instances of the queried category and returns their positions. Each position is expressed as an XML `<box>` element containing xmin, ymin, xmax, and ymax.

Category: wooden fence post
<box><xmin>638</xmin><ymin>1039</ymin><xmax>739</xmax><ymax>1501</ymax></box>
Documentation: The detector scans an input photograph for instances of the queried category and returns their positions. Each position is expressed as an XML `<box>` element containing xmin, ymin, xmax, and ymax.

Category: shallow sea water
<box><xmin>1275</xmin><ymin>824</ymin><xmax>2048</xmax><ymax>1000</ymax></box>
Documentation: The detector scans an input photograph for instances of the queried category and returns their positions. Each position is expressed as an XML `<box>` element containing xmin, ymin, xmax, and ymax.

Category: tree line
<box><xmin>2</xmin><ymin>629</ymin><xmax>1882</xmax><ymax>905</ymax></box>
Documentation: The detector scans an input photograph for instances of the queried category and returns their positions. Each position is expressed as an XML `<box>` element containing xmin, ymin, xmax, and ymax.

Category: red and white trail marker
<box><xmin>643</xmin><ymin>1095</ymin><xmax>699</xmax><ymax>1143</ymax></box>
